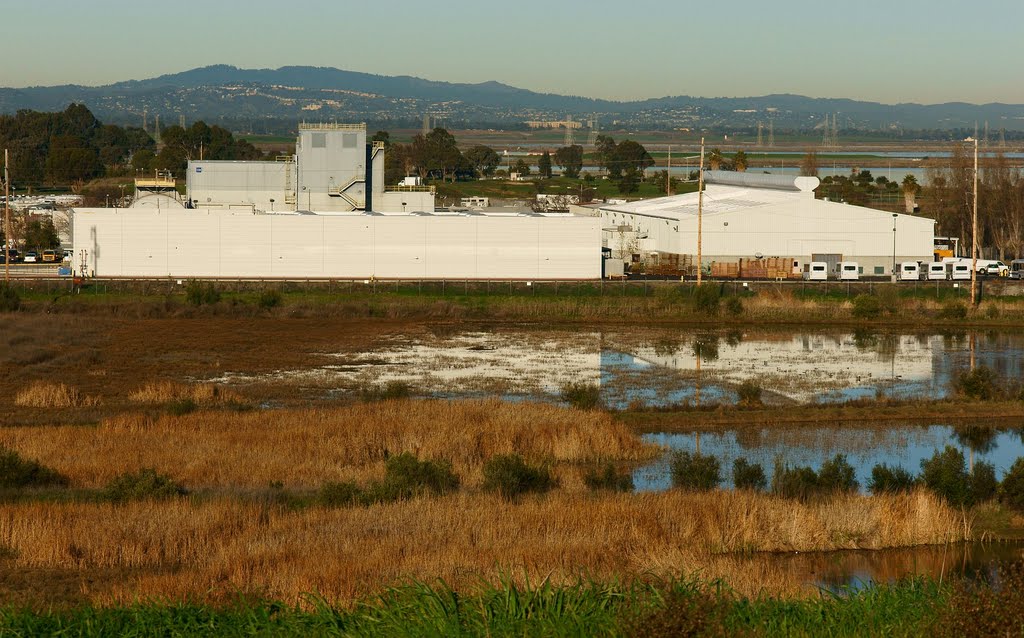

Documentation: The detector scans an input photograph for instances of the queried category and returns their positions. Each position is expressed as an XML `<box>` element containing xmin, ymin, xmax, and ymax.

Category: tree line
<box><xmin>0</xmin><ymin>105</ymin><xmax>265</xmax><ymax>189</ymax></box>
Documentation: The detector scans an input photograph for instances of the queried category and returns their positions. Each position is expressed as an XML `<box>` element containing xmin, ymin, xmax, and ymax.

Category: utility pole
<box><xmin>696</xmin><ymin>137</ymin><xmax>705</xmax><ymax>287</ymax></box>
<box><xmin>971</xmin><ymin>136</ymin><xmax>979</xmax><ymax>307</ymax></box>
<box><xmin>4</xmin><ymin>149</ymin><xmax>9</xmax><ymax>284</ymax></box>
<box><xmin>666</xmin><ymin>145</ymin><xmax>672</xmax><ymax>195</ymax></box>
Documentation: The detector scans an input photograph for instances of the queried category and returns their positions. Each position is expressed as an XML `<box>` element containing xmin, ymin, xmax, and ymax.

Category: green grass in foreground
<box><xmin>0</xmin><ymin>577</ymin><xmax>961</xmax><ymax>637</ymax></box>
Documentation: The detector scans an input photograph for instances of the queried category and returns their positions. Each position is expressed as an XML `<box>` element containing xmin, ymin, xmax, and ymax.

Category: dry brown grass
<box><xmin>0</xmin><ymin>400</ymin><xmax>657</xmax><ymax>488</ymax></box>
<box><xmin>128</xmin><ymin>380</ymin><xmax>242</xmax><ymax>405</ymax></box>
<box><xmin>13</xmin><ymin>382</ymin><xmax>98</xmax><ymax>409</ymax></box>
<box><xmin>0</xmin><ymin>488</ymin><xmax>966</xmax><ymax>605</ymax></box>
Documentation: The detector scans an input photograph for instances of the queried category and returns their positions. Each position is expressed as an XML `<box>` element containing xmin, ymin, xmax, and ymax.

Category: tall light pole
<box><xmin>891</xmin><ymin>213</ymin><xmax>898</xmax><ymax>283</ymax></box>
<box><xmin>696</xmin><ymin>137</ymin><xmax>705</xmax><ymax>286</ymax></box>
<box><xmin>3</xmin><ymin>149</ymin><xmax>9</xmax><ymax>283</ymax></box>
<box><xmin>967</xmin><ymin>136</ymin><xmax>979</xmax><ymax>306</ymax></box>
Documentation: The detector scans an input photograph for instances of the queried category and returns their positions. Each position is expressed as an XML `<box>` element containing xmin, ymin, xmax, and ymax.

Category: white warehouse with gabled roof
<box><xmin>596</xmin><ymin>171</ymin><xmax>935</xmax><ymax>276</ymax></box>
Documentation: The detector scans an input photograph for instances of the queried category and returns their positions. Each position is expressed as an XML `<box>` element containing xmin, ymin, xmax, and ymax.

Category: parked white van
<box><xmin>836</xmin><ymin>262</ymin><xmax>859</xmax><ymax>281</ymax></box>
<box><xmin>950</xmin><ymin>262</ymin><xmax>971</xmax><ymax>280</ymax></box>
<box><xmin>804</xmin><ymin>262</ymin><xmax>828</xmax><ymax>281</ymax></box>
<box><xmin>926</xmin><ymin>262</ymin><xmax>948</xmax><ymax>280</ymax></box>
<box><xmin>975</xmin><ymin>259</ymin><xmax>1009</xmax><ymax>276</ymax></box>
<box><xmin>897</xmin><ymin>262</ymin><xmax>920</xmax><ymax>281</ymax></box>
<box><xmin>1010</xmin><ymin>259</ymin><xmax>1024</xmax><ymax>280</ymax></box>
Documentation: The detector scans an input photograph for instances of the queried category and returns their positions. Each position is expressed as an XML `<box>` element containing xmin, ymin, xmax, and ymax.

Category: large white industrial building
<box><xmin>72</xmin><ymin>208</ymin><xmax>602</xmax><ymax>279</ymax></box>
<box><xmin>594</xmin><ymin>171</ymin><xmax>935</xmax><ymax>275</ymax></box>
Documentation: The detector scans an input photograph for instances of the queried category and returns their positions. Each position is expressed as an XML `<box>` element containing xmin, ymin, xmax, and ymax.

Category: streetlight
<box><xmin>696</xmin><ymin>137</ymin><xmax>705</xmax><ymax>286</ymax></box>
<box><xmin>892</xmin><ymin>213</ymin><xmax>898</xmax><ymax>283</ymax></box>
<box><xmin>964</xmin><ymin>136</ymin><xmax>979</xmax><ymax>306</ymax></box>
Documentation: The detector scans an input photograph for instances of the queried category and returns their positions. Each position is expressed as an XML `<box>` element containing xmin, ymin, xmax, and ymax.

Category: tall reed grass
<box><xmin>0</xmin><ymin>400</ymin><xmax>657</xmax><ymax>488</ymax></box>
<box><xmin>127</xmin><ymin>381</ymin><xmax>241</xmax><ymax>405</ymax></box>
<box><xmin>13</xmin><ymin>382</ymin><xmax>98</xmax><ymax>409</ymax></box>
<box><xmin>0</xmin><ymin>489</ymin><xmax>967</xmax><ymax>605</ymax></box>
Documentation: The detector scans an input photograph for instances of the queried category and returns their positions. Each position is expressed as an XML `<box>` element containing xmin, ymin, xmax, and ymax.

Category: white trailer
<box><xmin>926</xmin><ymin>262</ymin><xmax>948</xmax><ymax>280</ymax></box>
<box><xmin>836</xmin><ymin>261</ymin><xmax>859</xmax><ymax>281</ymax></box>
<box><xmin>950</xmin><ymin>262</ymin><xmax>971</xmax><ymax>280</ymax></box>
<box><xmin>804</xmin><ymin>262</ymin><xmax>828</xmax><ymax>281</ymax></box>
<box><xmin>897</xmin><ymin>262</ymin><xmax>920</xmax><ymax>281</ymax></box>
<box><xmin>1010</xmin><ymin>259</ymin><xmax>1024</xmax><ymax>280</ymax></box>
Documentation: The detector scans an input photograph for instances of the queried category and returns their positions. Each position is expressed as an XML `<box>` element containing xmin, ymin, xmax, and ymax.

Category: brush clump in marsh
<box><xmin>358</xmin><ymin>381</ymin><xmax>412</xmax><ymax>402</ymax></box>
<box><xmin>257</xmin><ymin>289</ymin><xmax>283</xmax><ymax>309</ymax></box>
<box><xmin>669</xmin><ymin>451</ymin><xmax>720</xmax><ymax>491</ymax></box>
<box><xmin>732</xmin><ymin>457</ymin><xmax>766</xmax><ymax>491</ymax></box>
<box><xmin>185</xmin><ymin>281</ymin><xmax>221</xmax><ymax>306</ymax></box>
<box><xmin>999</xmin><ymin>458</ymin><xmax>1024</xmax><ymax>511</ymax></box>
<box><xmin>771</xmin><ymin>454</ymin><xmax>858</xmax><ymax>501</ymax></box>
<box><xmin>868</xmin><ymin>464</ymin><xmax>917</xmax><ymax>494</ymax></box>
<box><xmin>103</xmin><ymin>468</ymin><xmax>187</xmax><ymax>502</ymax></box>
<box><xmin>952</xmin><ymin>366</ymin><xmax>1005</xmax><ymax>401</ymax></box>
<box><xmin>560</xmin><ymin>382</ymin><xmax>602</xmax><ymax>410</ymax></box>
<box><xmin>583</xmin><ymin>462</ymin><xmax>634</xmax><ymax>492</ymax></box>
<box><xmin>318</xmin><ymin>453</ymin><xmax>460</xmax><ymax>507</ymax></box>
<box><xmin>0</xmin><ymin>447</ymin><xmax>68</xmax><ymax>489</ymax></box>
<box><xmin>482</xmin><ymin>454</ymin><xmax>556</xmax><ymax>499</ymax></box>
<box><xmin>920</xmin><ymin>446</ymin><xmax>996</xmax><ymax>507</ymax></box>
<box><xmin>735</xmin><ymin>381</ymin><xmax>763</xmax><ymax>408</ymax></box>
<box><xmin>851</xmin><ymin>294</ymin><xmax>882</xmax><ymax>319</ymax></box>
<box><xmin>0</xmin><ymin>285</ymin><xmax>20</xmax><ymax>312</ymax></box>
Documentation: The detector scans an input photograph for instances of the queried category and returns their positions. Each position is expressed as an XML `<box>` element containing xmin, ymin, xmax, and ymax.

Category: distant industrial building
<box><xmin>71</xmin><ymin>121</ymin><xmax>603</xmax><ymax>280</ymax></box>
<box><xmin>186</xmin><ymin>123</ymin><xmax>435</xmax><ymax>214</ymax></box>
<box><xmin>594</xmin><ymin>171</ymin><xmax>934</xmax><ymax>276</ymax></box>
<box><xmin>72</xmin><ymin>208</ymin><xmax>601</xmax><ymax>280</ymax></box>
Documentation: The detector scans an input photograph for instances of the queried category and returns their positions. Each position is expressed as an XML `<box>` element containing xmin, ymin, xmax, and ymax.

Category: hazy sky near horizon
<box><xmin>2</xmin><ymin>0</ymin><xmax>1021</xmax><ymax>104</ymax></box>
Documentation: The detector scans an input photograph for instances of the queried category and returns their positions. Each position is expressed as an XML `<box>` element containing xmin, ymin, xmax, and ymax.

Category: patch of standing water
<box><xmin>207</xmin><ymin>329</ymin><xmax>1024</xmax><ymax>406</ymax></box>
<box><xmin>635</xmin><ymin>425</ymin><xmax>1024</xmax><ymax>492</ymax></box>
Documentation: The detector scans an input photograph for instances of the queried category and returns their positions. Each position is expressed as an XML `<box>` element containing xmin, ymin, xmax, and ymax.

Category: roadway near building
<box><xmin>71</xmin><ymin>208</ymin><xmax>601</xmax><ymax>280</ymax></box>
<box><xmin>595</xmin><ymin>171</ymin><xmax>935</xmax><ymax>277</ymax></box>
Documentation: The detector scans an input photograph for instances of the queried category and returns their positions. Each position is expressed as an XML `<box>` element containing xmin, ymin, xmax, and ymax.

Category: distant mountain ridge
<box><xmin>2</xmin><ymin>64</ymin><xmax>1023</xmax><ymax>133</ymax></box>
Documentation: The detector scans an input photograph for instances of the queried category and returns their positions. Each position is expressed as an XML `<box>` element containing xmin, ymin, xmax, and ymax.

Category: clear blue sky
<box><xmin>2</xmin><ymin>0</ymin><xmax>1021</xmax><ymax>104</ymax></box>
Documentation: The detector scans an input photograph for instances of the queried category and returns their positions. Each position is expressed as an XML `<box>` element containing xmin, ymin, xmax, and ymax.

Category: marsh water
<box><xmin>215</xmin><ymin>327</ymin><xmax>1024</xmax><ymax>407</ymax></box>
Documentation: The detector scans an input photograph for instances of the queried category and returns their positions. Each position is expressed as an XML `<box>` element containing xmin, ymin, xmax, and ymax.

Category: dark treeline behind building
<box><xmin>0</xmin><ymin>104</ymin><xmax>263</xmax><ymax>190</ymax></box>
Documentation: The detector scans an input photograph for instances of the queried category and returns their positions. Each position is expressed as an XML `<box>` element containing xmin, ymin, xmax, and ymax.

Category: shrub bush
<box><xmin>363</xmin><ymin>453</ymin><xmax>460</xmax><ymax>503</ymax></box>
<box><xmin>482</xmin><ymin>454</ymin><xmax>556</xmax><ymax>499</ymax></box>
<box><xmin>167</xmin><ymin>398</ymin><xmax>198</xmax><ymax>416</ymax></box>
<box><xmin>938</xmin><ymin>301</ymin><xmax>968</xmax><ymax>320</ymax></box>
<box><xmin>867</xmin><ymin>464</ymin><xmax>917</xmax><ymax>494</ymax></box>
<box><xmin>185</xmin><ymin>281</ymin><xmax>221</xmax><ymax>306</ymax></box>
<box><xmin>851</xmin><ymin>294</ymin><xmax>881</xmax><ymax>319</ymax></box>
<box><xmin>920</xmin><ymin>446</ymin><xmax>972</xmax><ymax>506</ymax></box>
<box><xmin>560</xmin><ymin>382</ymin><xmax>602</xmax><ymax>410</ymax></box>
<box><xmin>358</xmin><ymin>381</ymin><xmax>411</xmax><ymax>402</ymax></box>
<box><xmin>316</xmin><ymin>481</ymin><xmax>363</xmax><ymax>507</ymax></box>
<box><xmin>770</xmin><ymin>461</ymin><xmax>820</xmax><ymax>501</ymax></box>
<box><xmin>818</xmin><ymin>454</ymin><xmax>859</xmax><ymax>493</ymax></box>
<box><xmin>735</xmin><ymin>381</ymin><xmax>763</xmax><ymax>407</ymax></box>
<box><xmin>258</xmin><ymin>289</ymin><xmax>283</xmax><ymax>309</ymax></box>
<box><xmin>1000</xmin><ymin>458</ymin><xmax>1024</xmax><ymax>510</ymax></box>
<box><xmin>583</xmin><ymin>462</ymin><xmax>634</xmax><ymax>492</ymax></box>
<box><xmin>970</xmin><ymin>461</ymin><xmax>998</xmax><ymax>505</ymax></box>
<box><xmin>103</xmin><ymin>468</ymin><xmax>187</xmax><ymax>502</ymax></box>
<box><xmin>724</xmin><ymin>296</ymin><xmax>743</xmax><ymax>317</ymax></box>
<box><xmin>690</xmin><ymin>285</ymin><xmax>721</xmax><ymax>315</ymax></box>
<box><xmin>0</xmin><ymin>447</ymin><xmax>68</xmax><ymax>488</ymax></box>
<box><xmin>669</xmin><ymin>451</ymin><xmax>720</xmax><ymax>491</ymax></box>
<box><xmin>953</xmin><ymin>366</ymin><xmax>1002</xmax><ymax>401</ymax></box>
<box><xmin>0</xmin><ymin>285</ymin><xmax>20</xmax><ymax>312</ymax></box>
<box><xmin>732</xmin><ymin>457</ymin><xmax>766</xmax><ymax>491</ymax></box>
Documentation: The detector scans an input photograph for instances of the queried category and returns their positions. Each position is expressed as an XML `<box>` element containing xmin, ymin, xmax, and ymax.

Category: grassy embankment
<box><xmin>5</xmin><ymin>279</ymin><xmax>1023</xmax><ymax>327</ymax></box>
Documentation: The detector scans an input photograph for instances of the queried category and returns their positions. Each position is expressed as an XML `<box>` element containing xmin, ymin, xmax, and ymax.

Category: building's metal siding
<box><xmin>73</xmin><ymin>209</ymin><xmax>601</xmax><ymax>280</ymax></box>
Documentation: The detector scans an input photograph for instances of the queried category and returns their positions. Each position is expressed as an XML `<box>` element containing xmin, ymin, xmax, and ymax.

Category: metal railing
<box><xmin>298</xmin><ymin>122</ymin><xmax>365</xmax><ymax>131</ymax></box>
<box><xmin>387</xmin><ymin>185</ymin><xmax>436</xmax><ymax>193</ymax></box>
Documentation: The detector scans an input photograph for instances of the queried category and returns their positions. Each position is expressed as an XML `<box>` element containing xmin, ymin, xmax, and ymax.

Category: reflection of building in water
<box><xmin>632</xmin><ymin>333</ymin><xmax>940</xmax><ymax>403</ymax></box>
<box><xmin>346</xmin><ymin>332</ymin><xmax>602</xmax><ymax>394</ymax></box>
